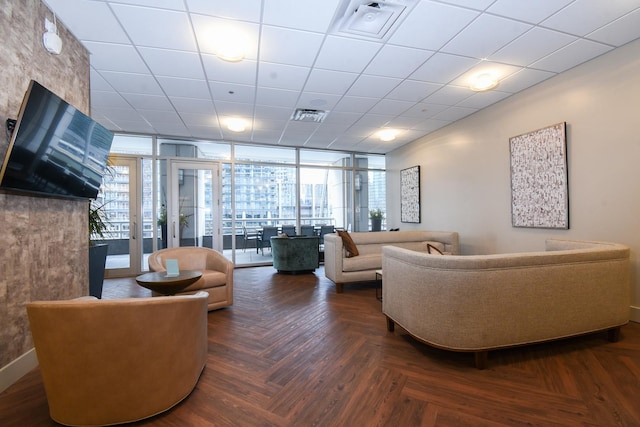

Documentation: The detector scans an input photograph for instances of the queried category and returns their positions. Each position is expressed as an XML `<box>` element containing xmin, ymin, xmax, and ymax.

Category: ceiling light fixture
<box><xmin>225</xmin><ymin>118</ymin><xmax>247</xmax><ymax>132</ymax></box>
<box><xmin>211</xmin><ymin>28</ymin><xmax>248</xmax><ymax>62</ymax></box>
<box><xmin>470</xmin><ymin>73</ymin><xmax>499</xmax><ymax>92</ymax></box>
<box><xmin>378</xmin><ymin>129</ymin><xmax>397</xmax><ymax>141</ymax></box>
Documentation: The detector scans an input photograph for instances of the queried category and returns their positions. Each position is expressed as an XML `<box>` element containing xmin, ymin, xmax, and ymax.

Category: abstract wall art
<box><xmin>401</xmin><ymin>165</ymin><xmax>420</xmax><ymax>223</ymax></box>
<box><xmin>510</xmin><ymin>122</ymin><xmax>569</xmax><ymax>229</ymax></box>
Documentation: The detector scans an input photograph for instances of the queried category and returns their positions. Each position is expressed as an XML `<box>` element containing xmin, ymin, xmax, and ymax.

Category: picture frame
<box><xmin>400</xmin><ymin>165</ymin><xmax>420</xmax><ymax>223</ymax></box>
<box><xmin>509</xmin><ymin>122</ymin><xmax>569</xmax><ymax>229</ymax></box>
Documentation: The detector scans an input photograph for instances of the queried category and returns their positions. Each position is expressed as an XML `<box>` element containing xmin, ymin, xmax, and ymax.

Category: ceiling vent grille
<box><xmin>291</xmin><ymin>108</ymin><xmax>329</xmax><ymax>123</ymax></box>
<box><xmin>331</xmin><ymin>0</ymin><xmax>416</xmax><ymax>40</ymax></box>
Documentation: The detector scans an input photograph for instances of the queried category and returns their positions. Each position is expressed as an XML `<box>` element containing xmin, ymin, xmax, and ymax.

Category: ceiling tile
<box><xmin>541</xmin><ymin>0</ymin><xmax>640</xmax><ymax>37</ymax></box>
<box><xmin>333</xmin><ymin>96</ymin><xmax>379</xmax><ymax>113</ymax></box>
<box><xmin>314</xmin><ymin>35</ymin><xmax>382</xmax><ymax>73</ymax></box>
<box><xmin>490</xmin><ymin>27</ymin><xmax>577</xmax><ymax>67</ymax></box>
<box><xmin>497</xmin><ymin>68</ymin><xmax>556</xmax><ymax>93</ymax></box>
<box><xmin>255</xmin><ymin>88</ymin><xmax>300</xmax><ymax>108</ymax></box>
<box><xmin>185</xmin><ymin>0</ymin><xmax>262</xmax><ymax>22</ymax></box>
<box><xmin>423</xmin><ymin>85</ymin><xmax>473</xmax><ymax>105</ymax></box>
<box><xmin>214</xmin><ymin>101</ymin><xmax>254</xmax><ymax>117</ymax></box>
<box><xmin>202</xmin><ymin>55</ymin><xmax>258</xmax><ymax>85</ymax></box>
<box><xmin>170</xmin><ymin>97</ymin><xmax>216</xmax><ymax>114</ymax></box>
<box><xmin>354</xmin><ymin>114</ymin><xmax>395</xmax><ymax>128</ymax></box>
<box><xmin>44</xmin><ymin>0</ymin><xmax>129</xmax><ymax>43</ymax></box>
<box><xmin>388</xmin><ymin>1</ymin><xmax>479</xmax><ymax>50</ymax></box>
<box><xmin>296</xmin><ymin>92</ymin><xmax>342</xmax><ymax>110</ymax></box>
<box><xmin>442</xmin><ymin>14</ymin><xmax>532</xmax><ymax>58</ymax></box>
<box><xmin>262</xmin><ymin>0</ymin><xmax>341</xmax><ymax>32</ymax></box>
<box><xmin>91</xmin><ymin>90</ymin><xmax>130</xmax><ymax>108</ymax></box>
<box><xmin>455</xmin><ymin>90</ymin><xmax>511</xmax><ymax>109</ymax></box>
<box><xmin>89</xmin><ymin>70</ymin><xmax>112</xmax><ymax>91</ymax></box>
<box><xmin>138</xmin><ymin>47</ymin><xmax>206</xmax><ymax>79</ymax></box>
<box><xmin>487</xmin><ymin>0</ymin><xmax>573</xmax><ymax>24</ymax></box>
<box><xmin>368</xmin><ymin>99</ymin><xmax>415</xmax><ymax>116</ymax></box>
<box><xmin>364</xmin><ymin>45</ymin><xmax>434</xmax><ymax>78</ymax></box>
<box><xmin>347</xmin><ymin>75</ymin><xmax>401</xmax><ymax>97</ymax></box>
<box><xmin>85</xmin><ymin>42</ymin><xmax>148</xmax><ymax>74</ymax></box>
<box><xmin>451</xmin><ymin>62</ymin><xmax>522</xmax><ymax>88</ymax></box>
<box><xmin>303</xmin><ymin>69</ymin><xmax>359</xmax><ymax>94</ymax></box>
<box><xmin>436</xmin><ymin>0</ymin><xmax>495</xmax><ymax>10</ymax></box>
<box><xmin>258</xmin><ymin>62</ymin><xmax>310</xmax><ymax>91</ymax></box>
<box><xmin>387</xmin><ymin>80</ymin><xmax>441</xmax><ymax>102</ymax></box>
<box><xmin>260</xmin><ymin>26</ymin><xmax>324</xmax><ymax>67</ymax></box>
<box><xmin>209</xmin><ymin>82</ymin><xmax>256</xmax><ymax>104</ymax></box>
<box><xmin>401</xmin><ymin>102</ymin><xmax>449</xmax><ymax>119</ymax></box>
<box><xmin>587</xmin><ymin>8</ymin><xmax>640</xmax><ymax>46</ymax></box>
<box><xmin>156</xmin><ymin>76</ymin><xmax>211</xmax><ymax>99</ymax></box>
<box><xmin>111</xmin><ymin>4</ymin><xmax>197</xmax><ymax>51</ymax></box>
<box><xmin>410</xmin><ymin>53</ymin><xmax>480</xmax><ymax>84</ymax></box>
<box><xmin>121</xmin><ymin>93</ymin><xmax>174</xmax><ymax>110</ymax></box>
<box><xmin>531</xmin><ymin>39</ymin><xmax>613</xmax><ymax>73</ymax></box>
<box><xmin>99</xmin><ymin>71</ymin><xmax>164</xmax><ymax>95</ymax></box>
<box><xmin>254</xmin><ymin>105</ymin><xmax>294</xmax><ymax>121</ymax></box>
<box><xmin>433</xmin><ymin>106</ymin><xmax>477</xmax><ymax>121</ymax></box>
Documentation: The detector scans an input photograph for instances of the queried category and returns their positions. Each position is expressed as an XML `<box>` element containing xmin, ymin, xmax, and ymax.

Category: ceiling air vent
<box><xmin>291</xmin><ymin>108</ymin><xmax>329</xmax><ymax>123</ymax></box>
<box><xmin>331</xmin><ymin>0</ymin><xmax>416</xmax><ymax>40</ymax></box>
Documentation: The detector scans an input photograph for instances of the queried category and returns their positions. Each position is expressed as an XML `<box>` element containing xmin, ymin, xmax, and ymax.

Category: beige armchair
<box><xmin>26</xmin><ymin>292</ymin><xmax>208</xmax><ymax>426</ymax></box>
<box><xmin>148</xmin><ymin>247</ymin><xmax>234</xmax><ymax>310</ymax></box>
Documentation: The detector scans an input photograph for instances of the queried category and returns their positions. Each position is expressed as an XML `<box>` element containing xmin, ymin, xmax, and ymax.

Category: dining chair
<box><xmin>257</xmin><ymin>226</ymin><xmax>279</xmax><ymax>255</ymax></box>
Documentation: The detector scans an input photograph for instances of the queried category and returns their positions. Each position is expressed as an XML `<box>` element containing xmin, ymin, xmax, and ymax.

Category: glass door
<box><xmin>167</xmin><ymin>161</ymin><xmax>221</xmax><ymax>250</ymax></box>
<box><xmin>102</xmin><ymin>156</ymin><xmax>141</xmax><ymax>278</ymax></box>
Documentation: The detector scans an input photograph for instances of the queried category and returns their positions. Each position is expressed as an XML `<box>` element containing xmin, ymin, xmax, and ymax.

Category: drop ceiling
<box><xmin>43</xmin><ymin>0</ymin><xmax>640</xmax><ymax>153</ymax></box>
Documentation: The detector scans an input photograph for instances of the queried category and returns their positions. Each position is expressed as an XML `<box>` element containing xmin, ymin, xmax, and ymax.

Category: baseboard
<box><xmin>631</xmin><ymin>305</ymin><xmax>640</xmax><ymax>323</ymax></box>
<box><xmin>0</xmin><ymin>348</ymin><xmax>38</xmax><ymax>393</ymax></box>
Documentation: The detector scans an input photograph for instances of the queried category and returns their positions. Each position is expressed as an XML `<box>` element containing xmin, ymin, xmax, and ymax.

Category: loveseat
<box><xmin>382</xmin><ymin>239</ymin><xmax>631</xmax><ymax>369</ymax></box>
<box><xmin>148</xmin><ymin>247</ymin><xmax>233</xmax><ymax>310</ymax></box>
<box><xmin>324</xmin><ymin>230</ymin><xmax>459</xmax><ymax>293</ymax></box>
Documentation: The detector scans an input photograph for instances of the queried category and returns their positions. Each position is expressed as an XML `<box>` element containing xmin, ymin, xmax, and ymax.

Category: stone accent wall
<box><xmin>0</xmin><ymin>0</ymin><xmax>90</xmax><ymax>368</ymax></box>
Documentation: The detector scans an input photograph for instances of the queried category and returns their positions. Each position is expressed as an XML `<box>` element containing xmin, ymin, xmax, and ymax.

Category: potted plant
<box><xmin>369</xmin><ymin>209</ymin><xmax>384</xmax><ymax>232</ymax></box>
<box><xmin>157</xmin><ymin>204</ymin><xmax>191</xmax><ymax>248</ymax></box>
<box><xmin>89</xmin><ymin>200</ymin><xmax>110</xmax><ymax>298</ymax></box>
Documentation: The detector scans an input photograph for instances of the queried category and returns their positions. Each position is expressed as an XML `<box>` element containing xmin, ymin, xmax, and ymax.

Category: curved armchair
<box><xmin>26</xmin><ymin>292</ymin><xmax>208</xmax><ymax>426</ymax></box>
<box><xmin>148</xmin><ymin>247</ymin><xmax>233</xmax><ymax>310</ymax></box>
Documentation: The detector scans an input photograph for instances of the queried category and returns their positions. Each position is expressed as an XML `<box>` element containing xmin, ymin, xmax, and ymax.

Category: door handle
<box><xmin>172</xmin><ymin>221</ymin><xmax>176</xmax><ymax>239</ymax></box>
<box><xmin>132</xmin><ymin>221</ymin><xmax>137</xmax><ymax>239</ymax></box>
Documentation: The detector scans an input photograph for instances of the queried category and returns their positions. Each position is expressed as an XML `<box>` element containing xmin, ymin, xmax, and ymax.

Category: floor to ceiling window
<box><xmin>102</xmin><ymin>134</ymin><xmax>385</xmax><ymax>271</ymax></box>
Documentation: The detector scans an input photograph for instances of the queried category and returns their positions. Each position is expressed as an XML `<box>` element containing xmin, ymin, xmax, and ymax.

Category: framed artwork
<box><xmin>401</xmin><ymin>165</ymin><xmax>420</xmax><ymax>223</ymax></box>
<box><xmin>509</xmin><ymin>122</ymin><xmax>569</xmax><ymax>229</ymax></box>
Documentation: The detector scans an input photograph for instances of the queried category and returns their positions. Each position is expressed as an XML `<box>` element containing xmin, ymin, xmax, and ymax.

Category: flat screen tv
<box><xmin>0</xmin><ymin>80</ymin><xmax>114</xmax><ymax>200</ymax></box>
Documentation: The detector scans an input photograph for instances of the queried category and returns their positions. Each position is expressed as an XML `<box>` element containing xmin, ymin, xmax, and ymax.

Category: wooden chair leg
<box><xmin>474</xmin><ymin>351</ymin><xmax>488</xmax><ymax>370</ymax></box>
<box><xmin>608</xmin><ymin>326</ymin><xmax>621</xmax><ymax>342</ymax></box>
<box><xmin>386</xmin><ymin>316</ymin><xmax>395</xmax><ymax>332</ymax></box>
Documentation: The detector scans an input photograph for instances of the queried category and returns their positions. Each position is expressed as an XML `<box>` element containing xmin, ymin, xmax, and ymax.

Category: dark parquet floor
<box><xmin>1</xmin><ymin>266</ymin><xmax>639</xmax><ymax>426</ymax></box>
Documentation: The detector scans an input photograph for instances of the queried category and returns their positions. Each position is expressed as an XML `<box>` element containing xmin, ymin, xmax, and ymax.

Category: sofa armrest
<box><xmin>323</xmin><ymin>234</ymin><xmax>343</xmax><ymax>283</ymax></box>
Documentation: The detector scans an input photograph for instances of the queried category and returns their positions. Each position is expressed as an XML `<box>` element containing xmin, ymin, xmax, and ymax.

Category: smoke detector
<box><xmin>332</xmin><ymin>0</ymin><xmax>416</xmax><ymax>40</ymax></box>
<box><xmin>291</xmin><ymin>109</ymin><xmax>328</xmax><ymax>123</ymax></box>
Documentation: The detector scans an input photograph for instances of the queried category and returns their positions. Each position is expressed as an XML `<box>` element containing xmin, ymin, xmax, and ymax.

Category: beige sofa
<box><xmin>148</xmin><ymin>247</ymin><xmax>233</xmax><ymax>310</ymax></box>
<box><xmin>27</xmin><ymin>292</ymin><xmax>208</xmax><ymax>426</ymax></box>
<box><xmin>324</xmin><ymin>230</ymin><xmax>460</xmax><ymax>293</ymax></box>
<box><xmin>382</xmin><ymin>239</ymin><xmax>631</xmax><ymax>369</ymax></box>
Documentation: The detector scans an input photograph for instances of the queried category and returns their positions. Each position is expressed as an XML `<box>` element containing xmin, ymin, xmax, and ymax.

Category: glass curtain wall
<box><xmin>106</xmin><ymin>135</ymin><xmax>386</xmax><ymax>269</ymax></box>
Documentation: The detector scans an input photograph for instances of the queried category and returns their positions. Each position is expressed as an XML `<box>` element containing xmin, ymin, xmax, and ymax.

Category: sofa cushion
<box><xmin>427</xmin><ymin>243</ymin><xmax>444</xmax><ymax>255</ymax></box>
<box><xmin>337</xmin><ymin>230</ymin><xmax>359</xmax><ymax>257</ymax></box>
<box><xmin>343</xmin><ymin>254</ymin><xmax>381</xmax><ymax>272</ymax></box>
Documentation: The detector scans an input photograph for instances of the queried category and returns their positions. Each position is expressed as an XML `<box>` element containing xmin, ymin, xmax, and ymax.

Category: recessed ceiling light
<box><xmin>378</xmin><ymin>129</ymin><xmax>398</xmax><ymax>142</ymax></box>
<box><xmin>209</xmin><ymin>27</ymin><xmax>248</xmax><ymax>62</ymax></box>
<box><xmin>470</xmin><ymin>73</ymin><xmax>499</xmax><ymax>92</ymax></box>
<box><xmin>225</xmin><ymin>118</ymin><xmax>247</xmax><ymax>132</ymax></box>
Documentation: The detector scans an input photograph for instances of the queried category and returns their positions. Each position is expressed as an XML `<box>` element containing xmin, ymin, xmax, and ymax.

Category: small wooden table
<box><xmin>135</xmin><ymin>270</ymin><xmax>202</xmax><ymax>295</ymax></box>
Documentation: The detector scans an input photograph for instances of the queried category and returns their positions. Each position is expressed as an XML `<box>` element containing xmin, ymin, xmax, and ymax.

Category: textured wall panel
<box><xmin>0</xmin><ymin>0</ymin><xmax>90</xmax><ymax>368</ymax></box>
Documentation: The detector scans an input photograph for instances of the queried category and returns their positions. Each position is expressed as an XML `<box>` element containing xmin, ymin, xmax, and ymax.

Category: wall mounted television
<box><xmin>0</xmin><ymin>80</ymin><xmax>114</xmax><ymax>200</ymax></box>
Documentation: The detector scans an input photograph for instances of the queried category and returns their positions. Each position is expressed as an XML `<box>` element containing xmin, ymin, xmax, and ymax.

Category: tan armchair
<box><xmin>148</xmin><ymin>247</ymin><xmax>234</xmax><ymax>310</ymax></box>
<box><xmin>26</xmin><ymin>292</ymin><xmax>208</xmax><ymax>426</ymax></box>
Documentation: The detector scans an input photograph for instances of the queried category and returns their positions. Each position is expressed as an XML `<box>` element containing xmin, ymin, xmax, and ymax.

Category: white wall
<box><xmin>386</xmin><ymin>38</ymin><xmax>640</xmax><ymax>322</ymax></box>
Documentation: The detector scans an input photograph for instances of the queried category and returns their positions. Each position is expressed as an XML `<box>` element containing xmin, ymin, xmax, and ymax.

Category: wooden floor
<box><xmin>2</xmin><ymin>266</ymin><xmax>640</xmax><ymax>426</ymax></box>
